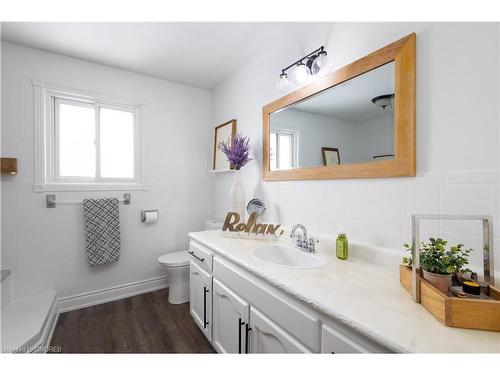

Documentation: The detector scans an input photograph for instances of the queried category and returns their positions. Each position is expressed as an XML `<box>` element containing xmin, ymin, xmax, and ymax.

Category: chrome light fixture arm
<box><xmin>279</xmin><ymin>46</ymin><xmax>326</xmax><ymax>77</ymax></box>
<box><xmin>276</xmin><ymin>46</ymin><xmax>329</xmax><ymax>91</ymax></box>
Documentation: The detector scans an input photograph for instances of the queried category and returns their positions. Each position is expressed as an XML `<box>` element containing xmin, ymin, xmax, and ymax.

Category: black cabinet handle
<box><xmin>203</xmin><ymin>286</ymin><xmax>209</xmax><ymax>329</ymax></box>
<box><xmin>188</xmin><ymin>251</ymin><xmax>205</xmax><ymax>263</ymax></box>
<box><xmin>245</xmin><ymin>323</ymin><xmax>252</xmax><ymax>354</ymax></box>
<box><xmin>238</xmin><ymin>318</ymin><xmax>245</xmax><ymax>354</ymax></box>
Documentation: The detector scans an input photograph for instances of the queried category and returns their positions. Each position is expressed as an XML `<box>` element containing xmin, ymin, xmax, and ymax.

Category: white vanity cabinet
<box><xmin>188</xmin><ymin>238</ymin><xmax>390</xmax><ymax>354</ymax></box>
<box><xmin>212</xmin><ymin>278</ymin><xmax>309</xmax><ymax>354</ymax></box>
<box><xmin>248</xmin><ymin>306</ymin><xmax>310</xmax><ymax>353</ymax></box>
<box><xmin>189</xmin><ymin>260</ymin><xmax>212</xmax><ymax>341</ymax></box>
<box><xmin>212</xmin><ymin>279</ymin><xmax>249</xmax><ymax>353</ymax></box>
<box><xmin>321</xmin><ymin>324</ymin><xmax>369</xmax><ymax>353</ymax></box>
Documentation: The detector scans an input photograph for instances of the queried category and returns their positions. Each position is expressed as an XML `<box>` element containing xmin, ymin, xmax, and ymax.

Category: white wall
<box><xmin>210</xmin><ymin>23</ymin><xmax>500</xmax><ymax>275</ymax></box>
<box><xmin>1</xmin><ymin>42</ymin><xmax>212</xmax><ymax>300</ymax></box>
<box><xmin>271</xmin><ymin>109</ymin><xmax>356</xmax><ymax>167</ymax></box>
<box><xmin>272</xmin><ymin>109</ymin><xmax>393</xmax><ymax>166</ymax></box>
<box><xmin>353</xmin><ymin>114</ymin><xmax>394</xmax><ymax>163</ymax></box>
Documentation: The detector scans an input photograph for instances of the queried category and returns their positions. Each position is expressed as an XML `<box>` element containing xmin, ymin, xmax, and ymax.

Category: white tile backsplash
<box><xmin>345</xmin><ymin>218</ymin><xmax>371</xmax><ymax>244</ymax></box>
<box><xmin>369</xmin><ymin>221</ymin><xmax>401</xmax><ymax>250</ymax></box>
<box><xmin>345</xmin><ymin>182</ymin><xmax>371</xmax><ymax>220</ymax></box>
<box><xmin>256</xmin><ymin>170</ymin><xmax>500</xmax><ymax>258</ymax></box>
<box><xmin>492</xmin><ymin>184</ymin><xmax>499</xmax><ymax>235</ymax></box>
<box><xmin>369</xmin><ymin>181</ymin><xmax>402</xmax><ymax>224</ymax></box>
<box><xmin>401</xmin><ymin>183</ymin><xmax>440</xmax><ymax>216</ymax></box>
<box><xmin>318</xmin><ymin>181</ymin><xmax>346</xmax><ymax>217</ymax></box>
<box><xmin>440</xmin><ymin>218</ymin><xmax>485</xmax><ymax>237</ymax></box>
<box><xmin>496</xmin><ymin>239</ymin><xmax>500</xmax><ymax>279</ymax></box>
<box><xmin>446</xmin><ymin>169</ymin><xmax>500</xmax><ymax>184</ymax></box>
<box><xmin>441</xmin><ymin>184</ymin><xmax>491</xmax><ymax>215</ymax></box>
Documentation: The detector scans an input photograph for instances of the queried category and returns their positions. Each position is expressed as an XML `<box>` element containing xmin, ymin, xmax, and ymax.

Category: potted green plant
<box><xmin>402</xmin><ymin>238</ymin><xmax>472</xmax><ymax>293</ymax></box>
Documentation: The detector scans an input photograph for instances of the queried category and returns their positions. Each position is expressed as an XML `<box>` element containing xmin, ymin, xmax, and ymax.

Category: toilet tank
<box><xmin>204</xmin><ymin>220</ymin><xmax>223</xmax><ymax>230</ymax></box>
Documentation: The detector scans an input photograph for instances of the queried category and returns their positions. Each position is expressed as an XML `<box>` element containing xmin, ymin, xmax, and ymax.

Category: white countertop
<box><xmin>188</xmin><ymin>230</ymin><xmax>500</xmax><ymax>353</ymax></box>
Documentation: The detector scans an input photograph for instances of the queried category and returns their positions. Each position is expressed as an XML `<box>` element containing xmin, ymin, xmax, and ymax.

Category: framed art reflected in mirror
<box><xmin>321</xmin><ymin>147</ymin><xmax>340</xmax><ymax>166</ymax></box>
<box><xmin>213</xmin><ymin>119</ymin><xmax>236</xmax><ymax>171</ymax></box>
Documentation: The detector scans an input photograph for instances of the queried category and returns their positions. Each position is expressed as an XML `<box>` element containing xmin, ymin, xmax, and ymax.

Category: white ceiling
<box><xmin>292</xmin><ymin>62</ymin><xmax>395</xmax><ymax>122</ymax></box>
<box><xmin>1</xmin><ymin>22</ymin><xmax>282</xmax><ymax>89</ymax></box>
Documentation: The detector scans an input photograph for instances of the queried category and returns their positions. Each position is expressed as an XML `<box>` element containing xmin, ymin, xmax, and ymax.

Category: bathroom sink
<box><xmin>251</xmin><ymin>244</ymin><xmax>328</xmax><ymax>269</ymax></box>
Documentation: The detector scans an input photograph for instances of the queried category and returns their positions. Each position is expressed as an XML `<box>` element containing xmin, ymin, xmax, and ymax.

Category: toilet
<box><xmin>157</xmin><ymin>251</ymin><xmax>191</xmax><ymax>304</ymax></box>
<box><xmin>157</xmin><ymin>220</ymin><xmax>223</xmax><ymax>304</ymax></box>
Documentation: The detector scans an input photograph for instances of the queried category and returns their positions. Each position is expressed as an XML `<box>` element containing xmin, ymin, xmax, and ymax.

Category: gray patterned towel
<box><xmin>83</xmin><ymin>198</ymin><xmax>121</xmax><ymax>266</ymax></box>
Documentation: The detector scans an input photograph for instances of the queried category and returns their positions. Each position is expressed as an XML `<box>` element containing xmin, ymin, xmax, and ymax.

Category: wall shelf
<box><xmin>210</xmin><ymin>169</ymin><xmax>236</xmax><ymax>173</ymax></box>
<box><xmin>1</xmin><ymin>158</ymin><xmax>17</xmax><ymax>175</ymax></box>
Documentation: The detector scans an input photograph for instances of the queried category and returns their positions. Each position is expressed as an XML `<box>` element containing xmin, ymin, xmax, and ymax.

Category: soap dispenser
<box><xmin>336</xmin><ymin>225</ymin><xmax>348</xmax><ymax>260</ymax></box>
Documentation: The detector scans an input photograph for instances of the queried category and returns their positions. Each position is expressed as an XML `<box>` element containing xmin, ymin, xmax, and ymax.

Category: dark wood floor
<box><xmin>50</xmin><ymin>289</ymin><xmax>215</xmax><ymax>353</ymax></box>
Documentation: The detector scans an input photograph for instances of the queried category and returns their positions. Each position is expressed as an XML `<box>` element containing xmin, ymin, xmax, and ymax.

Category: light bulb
<box><xmin>312</xmin><ymin>51</ymin><xmax>331</xmax><ymax>77</ymax></box>
<box><xmin>310</xmin><ymin>57</ymin><xmax>321</xmax><ymax>75</ymax></box>
<box><xmin>316</xmin><ymin>51</ymin><xmax>330</xmax><ymax>68</ymax></box>
<box><xmin>293</xmin><ymin>63</ymin><xmax>310</xmax><ymax>84</ymax></box>
<box><xmin>276</xmin><ymin>73</ymin><xmax>290</xmax><ymax>92</ymax></box>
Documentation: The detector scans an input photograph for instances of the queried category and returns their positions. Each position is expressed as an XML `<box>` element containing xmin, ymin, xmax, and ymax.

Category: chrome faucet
<box><xmin>290</xmin><ymin>224</ymin><xmax>318</xmax><ymax>252</ymax></box>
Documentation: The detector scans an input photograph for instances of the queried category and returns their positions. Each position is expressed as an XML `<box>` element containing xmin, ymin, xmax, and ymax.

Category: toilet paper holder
<box><xmin>141</xmin><ymin>209</ymin><xmax>159</xmax><ymax>223</ymax></box>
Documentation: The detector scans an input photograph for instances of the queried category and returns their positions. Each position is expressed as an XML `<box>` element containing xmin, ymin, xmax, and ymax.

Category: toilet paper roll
<box><xmin>142</xmin><ymin>210</ymin><xmax>159</xmax><ymax>223</ymax></box>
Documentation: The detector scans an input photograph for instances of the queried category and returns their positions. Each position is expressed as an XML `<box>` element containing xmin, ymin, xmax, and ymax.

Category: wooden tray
<box><xmin>399</xmin><ymin>265</ymin><xmax>500</xmax><ymax>332</ymax></box>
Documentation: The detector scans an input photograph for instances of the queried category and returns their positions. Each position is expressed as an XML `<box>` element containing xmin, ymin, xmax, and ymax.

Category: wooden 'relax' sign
<box><xmin>222</xmin><ymin>212</ymin><xmax>284</xmax><ymax>237</ymax></box>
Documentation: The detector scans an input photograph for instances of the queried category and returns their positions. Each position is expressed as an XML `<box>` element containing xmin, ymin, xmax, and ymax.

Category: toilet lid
<box><xmin>158</xmin><ymin>251</ymin><xmax>190</xmax><ymax>267</ymax></box>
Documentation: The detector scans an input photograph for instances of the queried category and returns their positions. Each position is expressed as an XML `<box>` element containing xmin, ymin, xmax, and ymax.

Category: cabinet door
<box><xmin>248</xmin><ymin>306</ymin><xmax>310</xmax><ymax>353</ymax></box>
<box><xmin>189</xmin><ymin>260</ymin><xmax>212</xmax><ymax>341</ymax></box>
<box><xmin>321</xmin><ymin>324</ymin><xmax>368</xmax><ymax>353</ymax></box>
<box><xmin>212</xmin><ymin>279</ymin><xmax>250</xmax><ymax>353</ymax></box>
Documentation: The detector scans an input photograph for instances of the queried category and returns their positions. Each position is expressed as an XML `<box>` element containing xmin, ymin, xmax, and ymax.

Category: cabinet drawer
<box><xmin>214</xmin><ymin>257</ymin><xmax>320</xmax><ymax>352</ymax></box>
<box><xmin>321</xmin><ymin>324</ymin><xmax>368</xmax><ymax>353</ymax></box>
<box><xmin>188</xmin><ymin>240</ymin><xmax>213</xmax><ymax>272</ymax></box>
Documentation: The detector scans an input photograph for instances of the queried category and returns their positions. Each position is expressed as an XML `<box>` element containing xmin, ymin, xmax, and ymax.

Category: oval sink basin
<box><xmin>251</xmin><ymin>244</ymin><xmax>329</xmax><ymax>269</ymax></box>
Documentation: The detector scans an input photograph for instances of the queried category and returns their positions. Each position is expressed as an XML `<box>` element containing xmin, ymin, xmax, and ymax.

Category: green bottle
<box><xmin>336</xmin><ymin>226</ymin><xmax>348</xmax><ymax>260</ymax></box>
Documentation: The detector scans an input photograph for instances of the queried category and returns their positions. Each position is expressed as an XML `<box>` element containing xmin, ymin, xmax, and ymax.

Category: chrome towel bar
<box><xmin>46</xmin><ymin>193</ymin><xmax>131</xmax><ymax>208</ymax></box>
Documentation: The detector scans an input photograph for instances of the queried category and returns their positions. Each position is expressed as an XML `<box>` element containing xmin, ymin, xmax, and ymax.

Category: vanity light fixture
<box><xmin>276</xmin><ymin>46</ymin><xmax>330</xmax><ymax>92</ymax></box>
<box><xmin>277</xmin><ymin>72</ymin><xmax>290</xmax><ymax>92</ymax></box>
<box><xmin>371</xmin><ymin>94</ymin><xmax>395</xmax><ymax>110</ymax></box>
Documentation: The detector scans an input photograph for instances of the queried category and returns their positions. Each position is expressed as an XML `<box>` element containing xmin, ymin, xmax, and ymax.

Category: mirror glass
<box><xmin>269</xmin><ymin>62</ymin><xmax>395</xmax><ymax>170</ymax></box>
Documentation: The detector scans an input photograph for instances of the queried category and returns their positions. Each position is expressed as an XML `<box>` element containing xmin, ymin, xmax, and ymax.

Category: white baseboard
<box><xmin>42</xmin><ymin>294</ymin><xmax>59</xmax><ymax>349</ymax></box>
<box><xmin>57</xmin><ymin>276</ymin><xmax>169</xmax><ymax>313</ymax></box>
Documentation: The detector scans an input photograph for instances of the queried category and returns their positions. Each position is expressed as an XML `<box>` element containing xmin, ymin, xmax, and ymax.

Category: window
<box><xmin>34</xmin><ymin>81</ymin><xmax>144</xmax><ymax>191</ymax></box>
<box><xmin>270</xmin><ymin>129</ymin><xmax>298</xmax><ymax>170</ymax></box>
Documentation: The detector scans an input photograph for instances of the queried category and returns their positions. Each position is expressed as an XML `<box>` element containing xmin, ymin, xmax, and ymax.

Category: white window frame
<box><xmin>270</xmin><ymin>128</ymin><xmax>299</xmax><ymax>169</ymax></box>
<box><xmin>33</xmin><ymin>80</ymin><xmax>147</xmax><ymax>192</ymax></box>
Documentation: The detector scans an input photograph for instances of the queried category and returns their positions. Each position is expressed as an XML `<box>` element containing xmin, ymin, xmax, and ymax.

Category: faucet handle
<box><xmin>294</xmin><ymin>234</ymin><xmax>303</xmax><ymax>247</ymax></box>
<box><xmin>309</xmin><ymin>237</ymin><xmax>319</xmax><ymax>252</ymax></box>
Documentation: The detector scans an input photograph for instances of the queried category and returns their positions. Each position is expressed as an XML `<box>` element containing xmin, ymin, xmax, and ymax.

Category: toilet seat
<box><xmin>158</xmin><ymin>251</ymin><xmax>190</xmax><ymax>268</ymax></box>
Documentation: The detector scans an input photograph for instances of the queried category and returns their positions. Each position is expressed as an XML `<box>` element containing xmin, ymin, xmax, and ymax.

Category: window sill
<box><xmin>209</xmin><ymin>169</ymin><xmax>236</xmax><ymax>173</ymax></box>
<box><xmin>33</xmin><ymin>182</ymin><xmax>150</xmax><ymax>192</ymax></box>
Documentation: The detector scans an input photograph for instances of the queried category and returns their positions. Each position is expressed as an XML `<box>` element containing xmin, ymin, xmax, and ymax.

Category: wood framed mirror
<box><xmin>213</xmin><ymin>119</ymin><xmax>237</xmax><ymax>171</ymax></box>
<box><xmin>263</xmin><ymin>33</ymin><xmax>415</xmax><ymax>181</ymax></box>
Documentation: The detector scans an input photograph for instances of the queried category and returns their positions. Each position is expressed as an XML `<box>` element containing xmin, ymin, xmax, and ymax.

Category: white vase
<box><xmin>231</xmin><ymin>170</ymin><xmax>246</xmax><ymax>220</ymax></box>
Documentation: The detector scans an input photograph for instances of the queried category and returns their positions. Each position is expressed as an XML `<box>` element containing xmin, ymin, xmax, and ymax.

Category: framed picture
<box><xmin>321</xmin><ymin>147</ymin><xmax>340</xmax><ymax>166</ymax></box>
<box><xmin>213</xmin><ymin>119</ymin><xmax>237</xmax><ymax>170</ymax></box>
